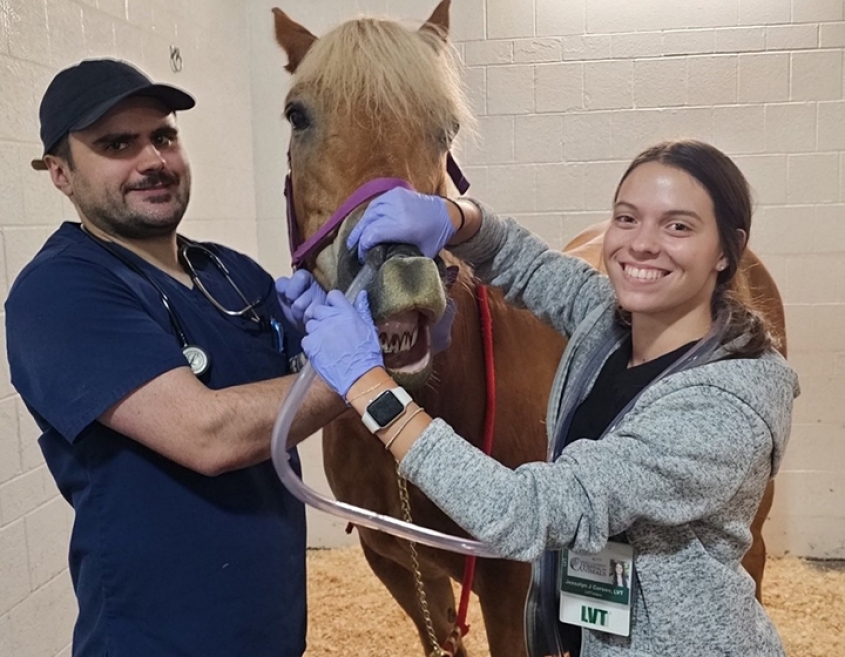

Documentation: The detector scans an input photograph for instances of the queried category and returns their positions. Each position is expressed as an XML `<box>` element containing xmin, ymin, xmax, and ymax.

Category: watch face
<box><xmin>368</xmin><ymin>390</ymin><xmax>405</xmax><ymax>427</ymax></box>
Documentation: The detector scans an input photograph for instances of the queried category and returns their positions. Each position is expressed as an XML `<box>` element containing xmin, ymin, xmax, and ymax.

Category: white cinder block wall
<box><xmin>0</xmin><ymin>1</ymin><xmax>260</xmax><ymax>655</ymax></box>
<box><xmin>2</xmin><ymin>0</ymin><xmax>844</xmax><ymax>655</ymax></box>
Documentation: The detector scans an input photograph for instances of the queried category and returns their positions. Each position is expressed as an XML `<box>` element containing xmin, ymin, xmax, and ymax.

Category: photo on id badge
<box><xmin>559</xmin><ymin>542</ymin><xmax>634</xmax><ymax>637</ymax></box>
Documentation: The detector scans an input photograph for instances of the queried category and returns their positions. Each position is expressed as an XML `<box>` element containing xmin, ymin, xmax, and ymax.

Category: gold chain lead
<box><xmin>396</xmin><ymin>463</ymin><xmax>450</xmax><ymax>657</ymax></box>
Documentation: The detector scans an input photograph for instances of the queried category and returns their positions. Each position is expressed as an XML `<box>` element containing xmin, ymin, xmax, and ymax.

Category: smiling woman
<box><xmin>603</xmin><ymin>142</ymin><xmax>769</xmax><ymax>364</ymax></box>
<box><xmin>608</xmin><ymin>162</ymin><xmax>726</xmax><ymax>324</ymax></box>
<box><xmin>606</xmin><ymin>142</ymin><xmax>773</xmax><ymax>366</ymax></box>
<box><xmin>606</xmin><ymin>161</ymin><xmax>729</xmax><ymax>363</ymax></box>
<box><xmin>296</xmin><ymin>138</ymin><xmax>799</xmax><ymax>657</ymax></box>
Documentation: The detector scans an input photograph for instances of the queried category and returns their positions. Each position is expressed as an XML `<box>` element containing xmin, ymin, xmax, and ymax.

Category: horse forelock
<box><xmin>289</xmin><ymin>17</ymin><xmax>473</xmax><ymax>142</ymax></box>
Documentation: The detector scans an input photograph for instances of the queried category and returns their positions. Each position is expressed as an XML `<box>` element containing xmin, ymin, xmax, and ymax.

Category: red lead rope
<box><xmin>454</xmin><ymin>283</ymin><xmax>496</xmax><ymax>639</ymax></box>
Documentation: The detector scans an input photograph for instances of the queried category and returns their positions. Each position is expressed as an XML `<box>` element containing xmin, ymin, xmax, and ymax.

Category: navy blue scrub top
<box><xmin>5</xmin><ymin>223</ymin><xmax>307</xmax><ymax>657</ymax></box>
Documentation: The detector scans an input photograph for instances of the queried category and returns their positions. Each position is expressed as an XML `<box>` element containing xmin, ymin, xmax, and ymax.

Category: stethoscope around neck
<box><xmin>82</xmin><ymin>226</ymin><xmax>278</xmax><ymax>377</ymax></box>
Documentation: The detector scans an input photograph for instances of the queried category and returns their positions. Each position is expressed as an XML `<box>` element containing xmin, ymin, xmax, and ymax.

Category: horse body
<box><xmin>273</xmin><ymin>4</ymin><xmax>783</xmax><ymax>655</ymax></box>
<box><xmin>324</xmin><ymin>268</ymin><xmax>563</xmax><ymax>656</ymax></box>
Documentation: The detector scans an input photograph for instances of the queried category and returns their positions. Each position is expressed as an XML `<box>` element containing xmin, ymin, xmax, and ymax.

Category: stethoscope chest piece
<box><xmin>183</xmin><ymin>344</ymin><xmax>211</xmax><ymax>376</ymax></box>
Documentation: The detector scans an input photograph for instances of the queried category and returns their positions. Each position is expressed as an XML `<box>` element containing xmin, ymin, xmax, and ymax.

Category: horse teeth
<box><xmin>380</xmin><ymin>332</ymin><xmax>404</xmax><ymax>354</ymax></box>
<box><xmin>379</xmin><ymin>327</ymin><xmax>420</xmax><ymax>354</ymax></box>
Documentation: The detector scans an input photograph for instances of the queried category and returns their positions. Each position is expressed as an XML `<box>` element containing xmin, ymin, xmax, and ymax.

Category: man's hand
<box><xmin>275</xmin><ymin>270</ymin><xmax>327</xmax><ymax>334</ymax></box>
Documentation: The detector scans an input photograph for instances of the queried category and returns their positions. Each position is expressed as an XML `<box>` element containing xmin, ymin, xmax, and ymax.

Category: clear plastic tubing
<box><xmin>270</xmin><ymin>257</ymin><xmax>500</xmax><ymax>558</ymax></box>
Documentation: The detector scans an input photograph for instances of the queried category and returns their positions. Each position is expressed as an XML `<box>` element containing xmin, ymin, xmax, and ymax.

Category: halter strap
<box><xmin>287</xmin><ymin>176</ymin><xmax>412</xmax><ymax>267</ymax></box>
<box><xmin>447</xmin><ymin>152</ymin><xmax>470</xmax><ymax>195</ymax></box>
<box><xmin>285</xmin><ymin>152</ymin><xmax>470</xmax><ymax>268</ymax></box>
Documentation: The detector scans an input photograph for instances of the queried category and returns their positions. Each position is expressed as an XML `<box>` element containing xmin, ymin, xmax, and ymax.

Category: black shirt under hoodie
<box><xmin>560</xmin><ymin>336</ymin><xmax>696</xmax><ymax>655</ymax></box>
<box><xmin>566</xmin><ymin>337</ymin><xmax>697</xmax><ymax>446</ymax></box>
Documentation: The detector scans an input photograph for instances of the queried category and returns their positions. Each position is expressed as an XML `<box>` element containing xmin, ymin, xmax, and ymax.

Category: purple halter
<box><xmin>285</xmin><ymin>152</ymin><xmax>470</xmax><ymax>269</ymax></box>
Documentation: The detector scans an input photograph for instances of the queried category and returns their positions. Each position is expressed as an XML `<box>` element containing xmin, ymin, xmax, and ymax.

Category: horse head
<box><xmin>273</xmin><ymin>0</ymin><xmax>471</xmax><ymax>390</ymax></box>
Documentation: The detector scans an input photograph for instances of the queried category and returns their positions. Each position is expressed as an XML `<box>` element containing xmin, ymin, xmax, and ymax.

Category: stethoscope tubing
<box><xmin>82</xmin><ymin>227</ymin><xmax>194</xmax><ymax>349</ymax></box>
<box><xmin>80</xmin><ymin>228</ymin><xmax>273</xmax><ymax>376</ymax></box>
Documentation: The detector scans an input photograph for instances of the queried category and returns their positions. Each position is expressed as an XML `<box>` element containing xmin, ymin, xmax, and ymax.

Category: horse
<box><xmin>272</xmin><ymin>3</ymin><xmax>784</xmax><ymax>655</ymax></box>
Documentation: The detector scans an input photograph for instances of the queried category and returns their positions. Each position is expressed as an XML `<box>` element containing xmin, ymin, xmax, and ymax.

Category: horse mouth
<box><xmin>377</xmin><ymin>309</ymin><xmax>432</xmax><ymax>373</ymax></box>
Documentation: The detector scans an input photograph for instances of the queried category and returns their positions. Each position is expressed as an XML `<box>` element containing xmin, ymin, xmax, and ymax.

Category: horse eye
<box><xmin>438</xmin><ymin>123</ymin><xmax>460</xmax><ymax>148</ymax></box>
<box><xmin>440</xmin><ymin>122</ymin><xmax>460</xmax><ymax>146</ymax></box>
<box><xmin>285</xmin><ymin>105</ymin><xmax>311</xmax><ymax>131</ymax></box>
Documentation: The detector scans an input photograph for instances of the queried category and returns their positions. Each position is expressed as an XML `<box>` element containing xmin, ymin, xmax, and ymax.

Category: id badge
<box><xmin>559</xmin><ymin>541</ymin><xmax>634</xmax><ymax>637</ymax></box>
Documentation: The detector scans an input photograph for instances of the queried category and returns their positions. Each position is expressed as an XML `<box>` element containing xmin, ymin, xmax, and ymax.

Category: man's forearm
<box><xmin>208</xmin><ymin>372</ymin><xmax>349</xmax><ymax>451</ymax></box>
<box><xmin>102</xmin><ymin>366</ymin><xmax>349</xmax><ymax>476</ymax></box>
<box><xmin>199</xmin><ymin>373</ymin><xmax>349</xmax><ymax>473</ymax></box>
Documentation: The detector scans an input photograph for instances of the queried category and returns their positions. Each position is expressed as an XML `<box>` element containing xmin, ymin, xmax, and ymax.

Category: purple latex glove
<box><xmin>430</xmin><ymin>298</ymin><xmax>456</xmax><ymax>354</ymax></box>
<box><xmin>302</xmin><ymin>290</ymin><xmax>384</xmax><ymax>397</ymax></box>
<box><xmin>347</xmin><ymin>187</ymin><xmax>455</xmax><ymax>262</ymax></box>
<box><xmin>275</xmin><ymin>270</ymin><xmax>327</xmax><ymax>334</ymax></box>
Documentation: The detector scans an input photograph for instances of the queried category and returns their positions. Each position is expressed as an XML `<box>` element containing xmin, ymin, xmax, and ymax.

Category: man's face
<box><xmin>53</xmin><ymin>96</ymin><xmax>192</xmax><ymax>240</ymax></box>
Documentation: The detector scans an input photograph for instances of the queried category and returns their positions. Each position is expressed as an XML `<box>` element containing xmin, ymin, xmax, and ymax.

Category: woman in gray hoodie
<box><xmin>297</xmin><ymin>140</ymin><xmax>799</xmax><ymax>656</ymax></box>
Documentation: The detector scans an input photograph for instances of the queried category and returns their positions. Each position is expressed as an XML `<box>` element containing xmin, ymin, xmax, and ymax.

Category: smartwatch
<box><xmin>361</xmin><ymin>387</ymin><xmax>413</xmax><ymax>433</ymax></box>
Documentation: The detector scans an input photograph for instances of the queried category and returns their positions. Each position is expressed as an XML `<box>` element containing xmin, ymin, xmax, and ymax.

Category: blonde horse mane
<box><xmin>290</xmin><ymin>17</ymin><xmax>473</xmax><ymax>141</ymax></box>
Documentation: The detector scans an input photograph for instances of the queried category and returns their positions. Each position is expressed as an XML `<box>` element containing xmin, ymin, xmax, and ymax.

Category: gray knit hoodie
<box><xmin>398</xmin><ymin>208</ymin><xmax>799</xmax><ymax>656</ymax></box>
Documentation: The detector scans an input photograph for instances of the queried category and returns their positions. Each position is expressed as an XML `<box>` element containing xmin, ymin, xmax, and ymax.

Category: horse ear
<box><xmin>420</xmin><ymin>0</ymin><xmax>450</xmax><ymax>42</ymax></box>
<box><xmin>272</xmin><ymin>8</ymin><xmax>317</xmax><ymax>74</ymax></box>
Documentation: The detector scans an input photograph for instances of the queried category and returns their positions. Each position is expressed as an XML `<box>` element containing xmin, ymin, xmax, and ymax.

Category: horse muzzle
<box><xmin>337</xmin><ymin>242</ymin><xmax>449</xmax><ymax>389</ymax></box>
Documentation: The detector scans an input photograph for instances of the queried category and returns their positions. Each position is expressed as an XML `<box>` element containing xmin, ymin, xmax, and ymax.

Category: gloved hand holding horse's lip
<box><xmin>302</xmin><ymin>290</ymin><xmax>384</xmax><ymax>398</ymax></box>
<box><xmin>347</xmin><ymin>187</ymin><xmax>456</xmax><ymax>262</ymax></box>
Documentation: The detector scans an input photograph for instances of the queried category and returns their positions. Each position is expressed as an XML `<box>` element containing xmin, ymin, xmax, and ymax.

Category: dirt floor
<box><xmin>305</xmin><ymin>547</ymin><xmax>844</xmax><ymax>656</ymax></box>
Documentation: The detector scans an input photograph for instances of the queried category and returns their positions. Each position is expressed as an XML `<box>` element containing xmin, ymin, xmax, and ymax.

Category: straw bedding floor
<box><xmin>304</xmin><ymin>547</ymin><xmax>844</xmax><ymax>656</ymax></box>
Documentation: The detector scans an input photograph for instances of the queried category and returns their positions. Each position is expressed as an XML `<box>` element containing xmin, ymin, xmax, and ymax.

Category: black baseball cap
<box><xmin>32</xmin><ymin>59</ymin><xmax>195</xmax><ymax>170</ymax></box>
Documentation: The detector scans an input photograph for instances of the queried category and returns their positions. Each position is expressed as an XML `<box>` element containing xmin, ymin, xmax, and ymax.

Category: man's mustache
<box><xmin>126</xmin><ymin>172</ymin><xmax>179</xmax><ymax>191</ymax></box>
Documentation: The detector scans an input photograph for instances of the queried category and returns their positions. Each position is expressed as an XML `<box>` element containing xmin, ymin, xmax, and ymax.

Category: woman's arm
<box><xmin>308</xmin><ymin>291</ymin><xmax>794</xmax><ymax>563</ymax></box>
<box><xmin>391</xmin><ymin>382</ymin><xmax>776</xmax><ymax>561</ymax></box>
<box><xmin>449</xmin><ymin>200</ymin><xmax>612</xmax><ymax>336</ymax></box>
<box><xmin>346</xmin><ymin>358</ymin><xmax>793</xmax><ymax>562</ymax></box>
<box><xmin>347</xmin><ymin>189</ymin><xmax>612</xmax><ymax>337</ymax></box>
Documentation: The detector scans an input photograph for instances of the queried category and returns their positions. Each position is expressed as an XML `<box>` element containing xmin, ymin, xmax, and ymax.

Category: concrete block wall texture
<box><xmin>1</xmin><ymin>0</ymin><xmax>844</xmax><ymax>655</ymax></box>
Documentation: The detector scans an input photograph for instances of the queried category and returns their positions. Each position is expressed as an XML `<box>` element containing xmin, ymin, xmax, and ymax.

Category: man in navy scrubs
<box><xmin>5</xmin><ymin>59</ymin><xmax>346</xmax><ymax>657</ymax></box>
